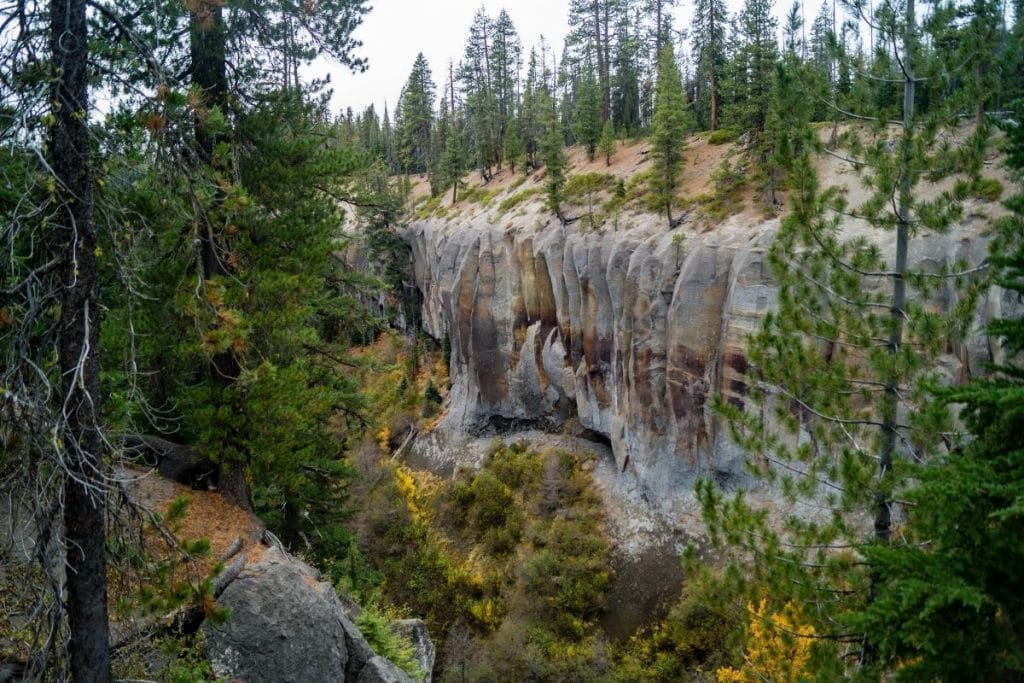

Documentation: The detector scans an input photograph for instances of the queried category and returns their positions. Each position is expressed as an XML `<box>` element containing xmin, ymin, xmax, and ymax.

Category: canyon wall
<box><xmin>407</xmin><ymin>190</ymin><xmax>1004</xmax><ymax>508</ymax></box>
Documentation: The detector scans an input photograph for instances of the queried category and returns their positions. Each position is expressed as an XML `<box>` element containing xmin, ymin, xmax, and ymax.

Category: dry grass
<box><xmin>123</xmin><ymin>467</ymin><xmax>264</xmax><ymax>578</ymax></box>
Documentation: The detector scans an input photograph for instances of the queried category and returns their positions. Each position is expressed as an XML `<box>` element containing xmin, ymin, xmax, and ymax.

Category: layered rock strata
<box><xmin>408</xmin><ymin>196</ymin><xmax>1000</xmax><ymax>508</ymax></box>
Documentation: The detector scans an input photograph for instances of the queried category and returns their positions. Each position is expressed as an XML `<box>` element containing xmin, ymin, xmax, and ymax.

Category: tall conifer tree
<box><xmin>649</xmin><ymin>45</ymin><xmax>690</xmax><ymax>227</ymax></box>
<box><xmin>851</xmin><ymin>109</ymin><xmax>1024</xmax><ymax>680</ymax></box>
<box><xmin>692</xmin><ymin>0</ymin><xmax>728</xmax><ymax>130</ymax></box>
<box><xmin>702</xmin><ymin>0</ymin><xmax>996</xmax><ymax>673</ymax></box>
<box><xmin>575</xmin><ymin>59</ymin><xmax>603</xmax><ymax>160</ymax></box>
<box><xmin>397</xmin><ymin>53</ymin><xmax>436</xmax><ymax>174</ymax></box>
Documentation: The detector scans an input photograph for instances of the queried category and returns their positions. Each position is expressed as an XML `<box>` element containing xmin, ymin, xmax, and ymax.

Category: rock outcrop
<box><xmin>408</xmin><ymin>172</ymin><xmax>1004</xmax><ymax>511</ymax></box>
<box><xmin>203</xmin><ymin>543</ymin><xmax>426</xmax><ymax>683</ymax></box>
<box><xmin>390</xmin><ymin>619</ymin><xmax>436</xmax><ymax>681</ymax></box>
<box><xmin>112</xmin><ymin>467</ymin><xmax>431</xmax><ymax>682</ymax></box>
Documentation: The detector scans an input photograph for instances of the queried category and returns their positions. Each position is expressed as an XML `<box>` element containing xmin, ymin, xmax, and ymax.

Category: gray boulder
<box><xmin>390</xmin><ymin>619</ymin><xmax>435</xmax><ymax>682</ymax></box>
<box><xmin>356</xmin><ymin>656</ymin><xmax>414</xmax><ymax>683</ymax></box>
<box><xmin>203</xmin><ymin>543</ymin><xmax>429</xmax><ymax>682</ymax></box>
<box><xmin>203</xmin><ymin>545</ymin><xmax>350</xmax><ymax>682</ymax></box>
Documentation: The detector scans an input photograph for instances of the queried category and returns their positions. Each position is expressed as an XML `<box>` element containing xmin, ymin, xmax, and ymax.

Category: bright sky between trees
<box><xmin>311</xmin><ymin>0</ymin><xmax>803</xmax><ymax>117</ymax></box>
<box><xmin>313</xmin><ymin>0</ymin><xmax>571</xmax><ymax>115</ymax></box>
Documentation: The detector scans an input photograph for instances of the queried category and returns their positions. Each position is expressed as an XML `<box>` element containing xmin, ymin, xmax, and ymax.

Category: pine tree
<box><xmin>730</xmin><ymin>0</ymin><xmax>778</xmax><ymax>137</ymax></box>
<box><xmin>490</xmin><ymin>9</ymin><xmax>522</xmax><ymax>166</ymax></box>
<box><xmin>691</xmin><ymin>0</ymin><xmax>728</xmax><ymax>130</ymax></box>
<box><xmin>701</xmin><ymin>0</ymin><xmax>996</xmax><ymax>672</ymax></box>
<box><xmin>49</xmin><ymin>0</ymin><xmax>112</xmax><ymax>677</ymax></box>
<box><xmin>540</xmin><ymin>88</ymin><xmax>568</xmax><ymax>221</ymax></box>
<box><xmin>649</xmin><ymin>45</ymin><xmax>690</xmax><ymax>227</ymax></box>
<box><xmin>962</xmin><ymin>0</ymin><xmax>1001</xmax><ymax>125</ymax></box>
<box><xmin>1002</xmin><ymin>0</ymin><xmax>1024</xmax><ymax>105</ymax></box>
<box><xmin>568</xmin><ymin>0</ymin><xmax>618</xmax><ymax>121</ymax></box>
<box><xmin>853</xmin><ymin>108</ymin><xmax>1024</xmax><ymax>681</ymax></box>
<box><xmin>396</xmin><ymin>53</ymin><xmax>436</xmax><ymax>174</ymax></box>
<box><xmin>611</xmin><ymin>11</ymin><xmax>642</xmax><ymax>135</ymax></box>
<box><xmin>575</xmin><ymin>60</ymin><xmax>603</xmax><ymax>160</ymax></box>
<box><xmin>441</xmin><ymin>119</ymin><xmax>468</xmax><ymax>203</ymax></box>
<box><xmin>429</xmin><ymin>100</ymin><xmax>450</xmax><ymax>195</ymax></box>
<box><xmin>643</xmin><ymin>0</ymin><xmax>678</xmax><ymax>60</ymax></box>
<box><xmin>504</xmin><ymin>123</ymin><xmax>526</xmax><ymax>173</ymax></box>
<box><xmin>460</xmin><ymin>8</ymin><xmax>500</xmax><ymax>179</ymax></box>
<box><xmin>521</xmin><ymin>48</ymin><xmax>544</xmax><ymax>169</ymax></box>
<box><xmin>382</xmin><ymin>103</ymin><xmax>398</xmax><ymax>173</ymax></box>
<box><xmin>227</xmin><ymin>93</ymin><xmax>367</xmax><ymax>553</ymax></box>
<box><xmin>807</xmin><ymin>1</ymin><xmax>836</xmax><ymax>122</ymax></box>
<box><xmin>599</xmin><ymin>119</ymin><xmax>616</xmax><ymax>166</ymax></box>
<box><xmin>809</xmin><ymin>2</ymin><xmax>833</xmax><ymax>76</ymax></box>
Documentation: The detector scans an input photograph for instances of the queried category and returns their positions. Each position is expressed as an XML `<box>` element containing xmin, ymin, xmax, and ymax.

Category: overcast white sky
<box><xmin>312</xmin><ymin>1</ymin><xmax>572</xmax><ymax>116</ymax></box>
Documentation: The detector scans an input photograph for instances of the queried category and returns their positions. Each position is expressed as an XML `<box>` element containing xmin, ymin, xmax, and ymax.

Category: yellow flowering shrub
<box><xmin>394</xmin><ymin>466</ymin><xmax>421</xmax><ymax>521</ymax></box>
<box><xmin>376</xmin><ymin>425</ymin><xmax>391</xmax><ymax>454</ymax></box>
<box><xmin>717</xmin><ymin>599</ymin><xmax>815</xmax><ymax>683</ymax></box>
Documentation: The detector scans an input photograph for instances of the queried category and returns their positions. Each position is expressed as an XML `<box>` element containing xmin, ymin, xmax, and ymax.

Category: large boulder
<box><xmin>357</xmin><ymin>656</ymin><xmax>414</xmax><ymax>683</ymax></box>
<box><xmin>203</xmin><ymin>544</ymin><xmax>420</xmax><ymax>682</ymax></box>
<box><xmin>203</xmin><ymin>545</ymin><xmax>350</xmax><ymax>682</ymax></box>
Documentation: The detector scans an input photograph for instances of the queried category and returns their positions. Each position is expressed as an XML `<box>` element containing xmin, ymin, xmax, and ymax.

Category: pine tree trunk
<box><xmin>49</xmin><ymin>0</ymin><xmax>112</xmax><ymax>678</ymax></box>
<box><xmin>191</xmin><ymin>3</ymin><xmax>251</xmax><ymax>512</ymax></box>
<box><xmin>602</xmin><ymin>2</ymin><xmax>611</xmax><ymax>121</ymax></box>
<box><xmin>594</xmin><ymin>0</ymin><xmax>609</xmax><ymax>121</ymax></box>
<box><xmin>710</xmin><ymin>67</ymin><xmax>718</xmax><ymax>131</ymax></box>
<box><xmin>656</xmin><ymin>1</ymin><xmax>663</xmax><ymax>57</ymax></box>
<box><xmin>283</xmin><ymin>497</ymin><xmax>303</xmax><ymax>551</ymax></box>
<box><xmin>976</xmin><ymin>60</ymin><xmax>986</xmax><ymax>126</ymax></box>
<box><xmin>876</xmin><ymin>0</ymin><xmax>915</xmax><ymax>546</ymax></box>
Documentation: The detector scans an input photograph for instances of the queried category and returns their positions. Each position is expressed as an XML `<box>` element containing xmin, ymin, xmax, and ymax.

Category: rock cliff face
<box><xmin>408</xmin><ymin>184</ymin><xmax>1003</xmax><ymax>509</ymax></box>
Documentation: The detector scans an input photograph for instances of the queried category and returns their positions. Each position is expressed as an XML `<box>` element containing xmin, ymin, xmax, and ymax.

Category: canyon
<box><xmin>405</xmin><ymin>142</ymin><xmax>1008</xmax><ymax>530</ymax></box>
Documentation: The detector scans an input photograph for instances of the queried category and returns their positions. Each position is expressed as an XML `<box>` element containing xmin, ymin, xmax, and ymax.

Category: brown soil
<box><xmin>409</xmin><ymin>122</ymin><xmax>1011</xmax><ymax>229</ymax></box>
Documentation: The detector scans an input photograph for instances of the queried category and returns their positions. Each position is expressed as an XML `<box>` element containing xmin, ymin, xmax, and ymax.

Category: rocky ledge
<box><xmin>407</xmin><ymin>163</ymin><xmax>1006</xmax><ymax>513</ymax></box>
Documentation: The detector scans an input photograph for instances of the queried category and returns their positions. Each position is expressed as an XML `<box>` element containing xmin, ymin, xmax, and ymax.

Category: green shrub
<box><xmin>610</xmin><ymin>561</ymin><xmax>742</xmax><ymax>680</ymax></box>
<box><xmin>564</xmin><ymin>172</ymin><xmax>614</xmax><ymax>200</ymax></box>
<box><xmin>353</xmin><ymin>441</ymin><xmax>614</xmax><ymax>680</ymax></box>
<box><xmin>355</xmin><ymin>603</ymin><xmax>426</xmax><ymax>679</ymax></box>
<box><xmin>697</xmin><ymin>156</ymin><xmax>746</xmax><ymax>221</ymax></box>
<box><xmin>459</xmin><ymin>185</ymin><xmax>499</xmax><ymax>206</ymax></box>
<box><xmin>498</xmin><ymin>186</ymin><xmax>544</xmax><ymax>212</ymax></box>
<box><xmin>971</xmin><ymin>177</ymin><xmax>1003</xmax><ymax>201</ymax></box>
<box><xmin>424</xmin><ymin>380</ymin><xmax>442</xmax><ymax>405</ymax></box>
<box><xmin>468</xmin><ymin>471</ymin><xmax>516</xmax><ymax>531</ymax></box>
<box><xmin>415</xmin><ymin>195</ymin><xmax>442</xmax><ymax>219</ymax></box>
<box><xmin>707</xmin><ymin>128</ymin><xmax>738</xmax><ymax>145</ymax></box>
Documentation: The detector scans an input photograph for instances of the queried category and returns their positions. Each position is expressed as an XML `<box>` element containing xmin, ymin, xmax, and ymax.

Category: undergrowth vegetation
<box><xmin>350</xmin><ymin>439</ymin><xmax>615</xmax><ymax>679</ymax></box>
<box><xmin>334</xmin><ymin>334</ymin><xmax>746</xmax><ymax>680</ymax></box>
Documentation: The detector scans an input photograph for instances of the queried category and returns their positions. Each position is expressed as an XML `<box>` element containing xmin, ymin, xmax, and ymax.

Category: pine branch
<box><xmin>0</xmin><ymin>255</ymin><xmax>64</xmax><ymax>305</ymax></box>
<box><xmin>795</xmin><ymin>270</ymin><xmax>907</xmax><ymax>317</ymax></box>
<box><xmin>768</xmin><ymin>382</ymin><xmax>910</xmax><ymax>433</ymax></box>
<box><xmin>88</xmin><ymin>1</ymin><xmax>168</xmax><ymax>85</ymax></box>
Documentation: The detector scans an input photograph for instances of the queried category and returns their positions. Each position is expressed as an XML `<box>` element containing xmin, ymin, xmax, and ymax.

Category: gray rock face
<box><xmin>390</xmin><ymin>619</ymin><xmax>435</xmax><ymax>682</ymax></box>
<box><xmin>408</xmin><ymin>188</ymin><xmax>1004</xmax><ymax>510</ymax></box>
<box><xmin>203</xmin><ymin>545</ymin><xmax>421</xmax><ymax>682</ymax></box>
<box><xmin>357</xmin><ymin>656</ymin><xmax>414</xmax><ymax>683</ymax></box>
<box><xmin>203</xmin><ymin>546</ymin><xmax>350</xmax><ymax>682</ymax></box>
